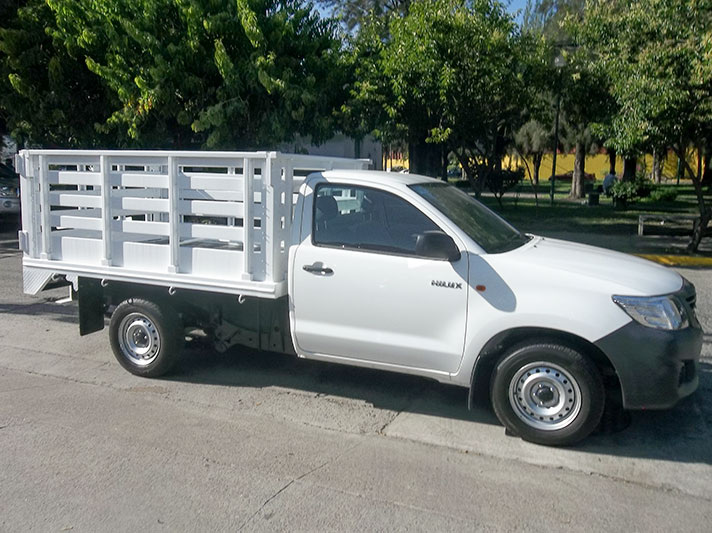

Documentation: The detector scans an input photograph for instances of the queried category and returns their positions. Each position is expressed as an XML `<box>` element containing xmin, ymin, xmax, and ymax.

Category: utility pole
<box><xmin>549</xmin><ymin>54</ymin><xmax>566</xmax><ymax>206</ymax></box>
<box><xmin>549</xmin><ymin>90</ymin><xmax>561</xmax><ymax>206</ymax></box>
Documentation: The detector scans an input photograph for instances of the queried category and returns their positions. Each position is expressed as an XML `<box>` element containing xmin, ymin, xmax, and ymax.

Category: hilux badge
<box><xmin>431</xmin><ymin>280</ymin><xmax>463</xmax><ymax>289</ymax></box>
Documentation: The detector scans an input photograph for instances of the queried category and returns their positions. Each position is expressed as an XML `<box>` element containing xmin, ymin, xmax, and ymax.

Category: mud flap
<box><xmin>78</xmin><ymin>277</ymin><xmax>104</xmax><ymax>336</ymax></box>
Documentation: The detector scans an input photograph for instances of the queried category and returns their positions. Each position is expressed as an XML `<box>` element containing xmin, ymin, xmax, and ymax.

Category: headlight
<box><xmin>612</xmin><ymin>294</ymin><xmax>689</xmax><ymax>330</ymax></box>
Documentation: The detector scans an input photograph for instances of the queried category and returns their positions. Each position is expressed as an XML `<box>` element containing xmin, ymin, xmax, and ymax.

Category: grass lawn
<box><xmin>475</xmin><ymin>181</ymin><xmax>707</xmax><ymax>236</ymax></box>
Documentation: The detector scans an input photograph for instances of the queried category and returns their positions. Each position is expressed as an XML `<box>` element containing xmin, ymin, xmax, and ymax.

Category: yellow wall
<box><xmin>508</xmin><ymin>150</ymin><xmax>701</xmax><ymax>181</ymax></box>
<box><xmin>390</xmin><ymin>148</ymin><xmax>702</xmax><ymax>180</ymax></box>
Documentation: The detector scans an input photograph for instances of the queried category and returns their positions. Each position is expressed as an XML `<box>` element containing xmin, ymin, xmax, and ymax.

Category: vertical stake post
<box><xmin>167</xmin><ymin>156</ymin><xmax>180</xmax><ymax>273</ymax></box>
<box><xmin>39</xmin><ymin>155</ymin><xmax>51</xmax><ymax>260</ymax></box>
<box><xmin>101</xmin><ymin>155</ymin><xmax>112</xmax><ymax>266</ymax></box>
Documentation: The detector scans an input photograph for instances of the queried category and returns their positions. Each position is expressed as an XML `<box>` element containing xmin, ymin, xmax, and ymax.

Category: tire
<box><xmin>109</xmin><ymin>298</ymin><xmax>183</xmax><ymax>378</ymax></box>
<box><xmin>490</xmin><ymin>342</ymin><xmax>604</xmax><ymax>446</ymax></box>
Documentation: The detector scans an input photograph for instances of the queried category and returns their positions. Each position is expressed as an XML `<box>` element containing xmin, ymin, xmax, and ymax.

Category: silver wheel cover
<box><xmin>509</xmin><ymin>361</ymin><xmax>583</xmax><ymax>431</ymax></box>
<box><xmin>118</xmin><ymin>313</ymin><xmax>161</xmax><ymax>367</ymax></box>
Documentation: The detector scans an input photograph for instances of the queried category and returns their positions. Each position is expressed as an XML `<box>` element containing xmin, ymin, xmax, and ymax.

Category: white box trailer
<box><xmin>16</xmin><ymin>150</ymin><xmax>368</xmax><ymax>297</ymax></box>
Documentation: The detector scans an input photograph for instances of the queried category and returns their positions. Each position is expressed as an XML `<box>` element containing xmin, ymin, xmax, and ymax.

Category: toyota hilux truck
<box><xmin>16</xmin><ymin>150</ymin><xmax>702</xmax><ymax>445</ymax></box>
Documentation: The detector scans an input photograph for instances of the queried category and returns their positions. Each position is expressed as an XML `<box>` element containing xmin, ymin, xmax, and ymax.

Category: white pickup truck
<box><xmin>16</xmin><ymin>150</ymin><xmax>702</xmax><ymax>446</ymax></box>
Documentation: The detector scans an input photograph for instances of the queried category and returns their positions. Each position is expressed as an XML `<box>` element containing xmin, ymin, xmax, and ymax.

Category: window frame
<box><xmin>311</xmin><ymin>182</ymin><xmax>450</xmax><ymax>260</ymax></box>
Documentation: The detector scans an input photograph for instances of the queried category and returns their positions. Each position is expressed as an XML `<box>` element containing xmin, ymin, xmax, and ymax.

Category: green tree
<box><xmin>1</xmin><ymin>0</ymin><xmax>348</xmax><ymax>149</ymax></box>
<box><xmin>347</xmin><ymin>0</ymin><xmax>530</xmax><ymax>183</ymax></box>
<box><xmin>0</xmin><ymin>0</ymin><xmax>118</xmax><ymax>147</ymax></box>
<box><xmin>47</xmin><ymin>0</ymin><xmax>346</xmax><ymax>149</ymax></box>
<box><xmin>515</xmin><ymin>119</ymin><xmax>552</xmax><ymax>186</ymax></box>
<box><xmin>0</xmin><ymin>0</ymin><xmax>16</xmax><ymax>147</ymax></box>
<box><xmin>557</xmin><ymin>57</ymin><xmax>611</xmax><ymax>198</ymax></box>
<box><xmin>574</xmin><ymin>0</ymin><xmax>712</xmax><ymax>250</ymax></box>
<box><xmin>523</xmin><ymin>0</ymin><xmax>613</xmax><ymax>199</ymax></box>
<box><xmin>340</xmin><ymin>16</ymin><xmax>402</xmax><ymax>154</ymax></box>
<box><xmin>511</xmin><ymin>34</ymin><xmax>557</xmax><ymax>189</ymax></box>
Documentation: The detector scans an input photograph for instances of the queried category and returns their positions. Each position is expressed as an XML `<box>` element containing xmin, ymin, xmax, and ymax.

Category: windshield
<box><xmin>410</xmin><ymin>182</ymin><xmax>531</xmax><ymax>253</ymax></box>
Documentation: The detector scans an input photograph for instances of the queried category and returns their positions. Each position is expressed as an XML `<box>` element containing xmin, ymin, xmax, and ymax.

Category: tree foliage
<box><xmin>0</xmin><ymin>0</ymin><xmax>117</xmax><ymax>147</ymax></box>
<box><xmin>515</xmin><ymin>118</ymin><xmax>553</xmax><ymax>185</ymax></box>
<box><xmin>557</xmin><ymin>53</ymin><xmax>612</xmax><ymax>197</ymax></box>
<box><xmin>1</xmin><ymin>0</ymin><xmax>346</xmax><ymax>149</ymax></box>
<box><xmin>520</xmin><ymin>0</ymin><xmax>612</xmax><ymax>199</ymax></box>
<box><xmin>347</xmin><ymin>0</ymin><xmax>532</xmax><ymax>183</ymax></box>
<box><xmin>47</xmin><ymin>0</ymin><xmax>346</xmax><ymax>148</ymax></box>
<box><xmin>573</xmin><ymin>0</ymin><xmax>712</xmax><ymax>155</ymax></box>
<box><xmin>574</xmin><ymin>0</ymin><xmax>712</xmax><ymax>249</ymax></box>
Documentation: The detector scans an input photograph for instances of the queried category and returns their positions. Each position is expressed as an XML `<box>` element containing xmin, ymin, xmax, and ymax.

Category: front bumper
<box><xmin>595</xmin><ymin>318</ymin><xmax>702</xmax><ymax>410</ymax></box>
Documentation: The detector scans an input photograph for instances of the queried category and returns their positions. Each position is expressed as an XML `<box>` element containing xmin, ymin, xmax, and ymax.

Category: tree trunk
<box><xmin>408</xmin><ymin>137</ymin><xmax>441</xmax><ymax>178</ymax></box>
<box><xmin>674</xmin><ymin>145</ymin><xmax>709</xmax><ymax>252</ymax></box>
<box><xmin>652</xmin><ymin>148</ymin><xmax>663</xmax><ymax>184</ymax></box>
<box><xmin>622</xmin><ymin>156</ymin><xmax>637</xmax><ymax>181</ymax></box>
<box><xmin>408</xmin><ymin>140</ymin><xmax>421</xmax><ymax>174</ymax></box>
<box><xmin>570</xmin><ymin>140</ymin><xmax>585</xmax><ymax>199</ymax></box>
<box><xmin>493</xmin><ymin>130</ymin><xmax>505</xmax><ymax>173</ymax></box>
<box><xmin>689</xmin><ymin>156</ymin><xmax>710</xmax><ymax>251</ymax></box>
<box><xmin>455</xmin><ymin>150</ymin><xmax>478</xmax><ymax>193</ymax></box>
<box><xmin>533</xmin><ymin>152</ymin><xmax>542</xmax><ymax>186</ymax></box>
<box><xmin>608</xmin><ymin>148</ymin><xmax>617</xmax><ymax>174</ymax></box>
<box><xmin>702</xmin><ymin>152</ymin><xmax>712</xmax><ymax>186</ymax></box>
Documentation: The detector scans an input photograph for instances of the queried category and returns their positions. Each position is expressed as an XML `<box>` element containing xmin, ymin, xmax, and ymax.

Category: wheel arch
<box><xmin>467</xmin><ymin>327</ymin><xmax>619</xmax><ymax>410</ymax></box>
<box><xmin>104</xmin><ymin>281</ymin><xmax>176</xmax><ymax>311</ymax></box>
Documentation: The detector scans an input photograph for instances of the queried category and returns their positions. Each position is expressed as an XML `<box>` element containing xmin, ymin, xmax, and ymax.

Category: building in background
<box><xmin>278</xmin><ymin>133</ymin><xmax>382</xmax><ymax>170</ymax></box>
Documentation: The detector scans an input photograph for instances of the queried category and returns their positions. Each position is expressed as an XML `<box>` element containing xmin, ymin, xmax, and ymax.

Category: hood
<box><xmin>497</xmin><ymin>236</ymin><xmax>683</xmax><ymax>296</ymax></box>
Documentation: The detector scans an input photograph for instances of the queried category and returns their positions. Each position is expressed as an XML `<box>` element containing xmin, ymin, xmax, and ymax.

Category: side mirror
<box><xmin>416</xmin><ymin>231</ymin><xmax>461</xmax><ymax>262</ymax></box>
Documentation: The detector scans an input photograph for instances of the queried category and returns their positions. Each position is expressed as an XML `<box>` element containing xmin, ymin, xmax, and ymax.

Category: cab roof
<box><xmin>318</xmin><ymin>169</ymin><xmax>441</xmax><ymax>188</ymax></box>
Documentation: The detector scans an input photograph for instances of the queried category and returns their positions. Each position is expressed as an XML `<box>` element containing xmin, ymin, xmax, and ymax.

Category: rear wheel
<box><xmin>109</xmin><ymin>298</ymin><xmax>183</xmax><ymax>378</ymax></box>
<box><xmin>491</xmin><ymin>342</ymin><xmax>604</xmax><ymax>446</ymax></box>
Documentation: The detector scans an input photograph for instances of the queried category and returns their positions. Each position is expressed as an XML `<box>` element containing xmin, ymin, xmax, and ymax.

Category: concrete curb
<box><xmin>635</xmin><ymin>254</ymin><xmax>712</xmax><ymax>267</ymax></box>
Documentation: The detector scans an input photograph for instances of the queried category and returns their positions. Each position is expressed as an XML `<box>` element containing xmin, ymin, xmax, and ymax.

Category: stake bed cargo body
<box><xmin>18</xmin><ymin>150</ymin><xmax>703</xmax><ymax>446</ymax></box>
<box><xmin>17</xmin><ymin>150</ymin><xmax>367</xmax><ymax>298</ymax></box>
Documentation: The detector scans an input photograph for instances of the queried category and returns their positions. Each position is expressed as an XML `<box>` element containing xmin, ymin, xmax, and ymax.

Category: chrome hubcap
<box><xmin>509</xmin><ymin>362</ymin><xmax>582</xmax><ymax>431</ymax></box>
<box><xmin>118</xmin><ymin>313</ymin><xmax>161</xmax><ymax>366</ymax></box>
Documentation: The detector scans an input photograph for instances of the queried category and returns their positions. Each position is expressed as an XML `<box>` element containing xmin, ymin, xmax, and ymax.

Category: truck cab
<box><xmin>289</xmin><ymin>171</ymin><xmax>702</xmax><ymax>445</ymax></box>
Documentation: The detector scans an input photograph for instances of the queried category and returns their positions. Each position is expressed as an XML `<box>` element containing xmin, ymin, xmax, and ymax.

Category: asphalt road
<box><xmin>1</xmin><ymin>222</ymin><xmax>711</xmax><ymax>531</ymax></box>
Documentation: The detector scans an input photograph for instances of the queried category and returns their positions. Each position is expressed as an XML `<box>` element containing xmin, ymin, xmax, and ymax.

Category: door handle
<box><xmin>303</xmin><ymin>264</ymin><xmax>334</xmax><ymax>275</ymax></box>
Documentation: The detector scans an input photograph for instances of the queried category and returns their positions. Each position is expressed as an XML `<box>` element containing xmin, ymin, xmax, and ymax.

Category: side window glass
<box><xmin>314</xmin><ymin>184</ymin><xmax>440</xmax><ymax>255</ymax></box>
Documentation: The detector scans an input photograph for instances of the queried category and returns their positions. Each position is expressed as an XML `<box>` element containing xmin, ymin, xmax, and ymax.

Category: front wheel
<box><xmin>109</xmin><ymin>298</ymin><xmax>183</xmax><ymax>378</ymax></box>
<box><xmin>491</xmin><ymin>342</ymin><xmax>604</xmax><ymax>446</ymax></box>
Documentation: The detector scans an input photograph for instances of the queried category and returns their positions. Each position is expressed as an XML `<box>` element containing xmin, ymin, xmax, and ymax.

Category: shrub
<box><xmin>611</xmin><ymin>176</ymin><xmax>655</xmax><ymax>203</ymax></box>
<box><xmin>633</xmin><ymin>174</ymin><xmax>654</xmax><ymax>198</ymax></box>
<box><xmin>611</xmin><ymin>180</ymin><xmax>638</xmax><ymax>202</ymax></box>
<box><xmin>650</xmin><ymin>187</ymin><xmax>678</xmax><ymax>202</ymax></box>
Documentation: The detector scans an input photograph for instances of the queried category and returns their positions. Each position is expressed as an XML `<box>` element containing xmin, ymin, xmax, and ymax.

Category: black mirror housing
<box><xmin>416</xmin><ymin>231</ymin><xmax>461</xmax><ymax>262</ymax></box>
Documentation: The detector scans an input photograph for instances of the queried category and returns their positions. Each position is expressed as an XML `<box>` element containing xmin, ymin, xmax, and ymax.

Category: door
<box><xmin>292</xmin><ymin>183</ymin><xmax>469</xmax><ymax>373</ymax></box>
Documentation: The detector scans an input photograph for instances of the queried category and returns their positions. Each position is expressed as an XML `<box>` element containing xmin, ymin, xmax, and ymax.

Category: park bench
<box><xmin>637</xmin><ymin>213</ymin><xmax>700</xmax><ymax>236</ymax></box>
